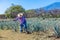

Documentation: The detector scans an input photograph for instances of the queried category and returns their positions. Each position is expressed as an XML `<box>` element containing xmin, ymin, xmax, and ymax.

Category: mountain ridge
<box><xmin>43</xmin><ymin>2</ymin><xmax>60</xmax><ymax>10</ymax></box>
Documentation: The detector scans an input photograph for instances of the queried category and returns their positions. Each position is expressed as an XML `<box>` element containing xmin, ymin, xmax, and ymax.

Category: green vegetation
<box><xmin>0</xmin><ymin>20</ymin><xmax>19</xmax><ymax>32</ymax></box>
<box><xmin>0</xmin><ymin>18</ymin><xmax>60</xmax><ymax>37</ymax></box>
<box><xmin>5</xmin><ymin>5</ymin><xmax>25</xmax><ymax>18</ymax></box>
<box><xmin>0</xmin><ymin>4</ymin><xmax>58</xmax><ymax>18</ymax></box>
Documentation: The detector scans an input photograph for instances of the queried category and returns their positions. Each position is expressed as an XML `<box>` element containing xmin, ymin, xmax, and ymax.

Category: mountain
<box><xmin>34</xmin><ymin>2</ymin><xmax>60</xmax><ymax>14</ymax></box>
<box><xmin>43</xmin><ymin>2</ymin><xmax>60</xmax><ymax>10</ymax></box>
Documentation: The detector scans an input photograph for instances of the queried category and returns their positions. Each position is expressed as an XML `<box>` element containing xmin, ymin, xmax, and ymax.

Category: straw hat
<box><xmin>18</xmin><ymin>13</ymin><xmax>23</xmax><ymax>17</ymax></box>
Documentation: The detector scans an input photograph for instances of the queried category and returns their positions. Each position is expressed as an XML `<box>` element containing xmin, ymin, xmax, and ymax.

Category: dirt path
<box><xmin>0</xmin><ymin>30</ymin><xmax>60</xmax><ymax>40</ymax></box>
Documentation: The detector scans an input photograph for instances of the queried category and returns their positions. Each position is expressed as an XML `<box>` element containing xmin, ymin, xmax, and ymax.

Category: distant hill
<box><xmin>34</xmin><ymin>2</ymin><xmax>60</xmax><ymax>14</ymax></box>
<box><xmin>43</xmin><ymin>2</ymin><xmax>60</xmax><ymax>10</ymax></box>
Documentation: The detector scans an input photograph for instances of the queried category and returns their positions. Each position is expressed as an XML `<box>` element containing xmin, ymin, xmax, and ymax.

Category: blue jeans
<box><xmin>20</xmin><ymin>23</ymin><xmax>27</xmax><ymax>32</ymax></box>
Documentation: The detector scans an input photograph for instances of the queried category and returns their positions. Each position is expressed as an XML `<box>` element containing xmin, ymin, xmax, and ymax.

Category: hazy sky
<box><xmin>0</xmin><ymin>0</ymin><xmax>60</xmax><ymax>14</ymax></box>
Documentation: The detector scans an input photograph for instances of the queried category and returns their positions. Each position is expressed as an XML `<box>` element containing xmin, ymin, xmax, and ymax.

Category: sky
<box><xmin>0</xmin><ymin>0</ymin><xmax>60</xmax><ymax>14</ymax></box>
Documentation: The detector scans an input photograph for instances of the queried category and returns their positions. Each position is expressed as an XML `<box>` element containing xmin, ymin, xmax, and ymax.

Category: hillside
<box><xmin>43</xmin><ymin>2</ymin><xmax>60</xmax><ymax>10</ymax></box>
<box><xmin>34</xmin><ymin>2</ymin><xmax>60</xmax><ymax>16</ymax></box>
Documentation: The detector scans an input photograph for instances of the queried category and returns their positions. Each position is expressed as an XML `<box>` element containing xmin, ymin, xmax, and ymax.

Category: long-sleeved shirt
<box><xmin>14</xmin><ymin>16</ymin><xmax>26</xmax><ymax>24</ymax></box>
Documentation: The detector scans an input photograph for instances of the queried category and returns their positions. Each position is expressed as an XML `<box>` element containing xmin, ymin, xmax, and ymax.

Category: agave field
<box><xmin>0</xmin><ymin>18</ymin><xmax>60</xmax><ymax>37</ymax></box>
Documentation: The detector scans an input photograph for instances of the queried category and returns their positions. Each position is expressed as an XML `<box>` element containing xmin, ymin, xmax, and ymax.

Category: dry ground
<box><xmin>0</xmin><ymin>30</ymin><xmax>60</xmax><ymax>40</ymax></box>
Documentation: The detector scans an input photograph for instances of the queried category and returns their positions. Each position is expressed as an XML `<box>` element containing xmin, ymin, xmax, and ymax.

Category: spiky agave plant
<box><xmin>54</xmin><ymin>25</ymin><xmax>60</xmax><ymax>38</ymax></box>
<box><xmin>0</xmin><ymin>20</ymin><xmax>19</xmax><ymax>32</ymax></box>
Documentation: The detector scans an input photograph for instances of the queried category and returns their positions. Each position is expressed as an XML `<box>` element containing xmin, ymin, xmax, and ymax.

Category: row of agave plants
<box><xmin>0</xmin><ymin>19</ymin><xmax>60</xmax><ymax>37</ymax></box>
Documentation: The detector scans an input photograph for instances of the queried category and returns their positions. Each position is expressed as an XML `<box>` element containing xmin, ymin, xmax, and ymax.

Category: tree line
<box><xmin>4</xmin><ymin>4</ymin><xmax>60</xmax><ymax>18</ymax></box>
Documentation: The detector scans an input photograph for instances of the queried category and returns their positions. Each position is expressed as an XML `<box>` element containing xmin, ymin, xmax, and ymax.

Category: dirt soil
<box><xmin>0</xmin><ymin>30</ymin><xmax>60</xmax><ymax>40</ymax></box>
